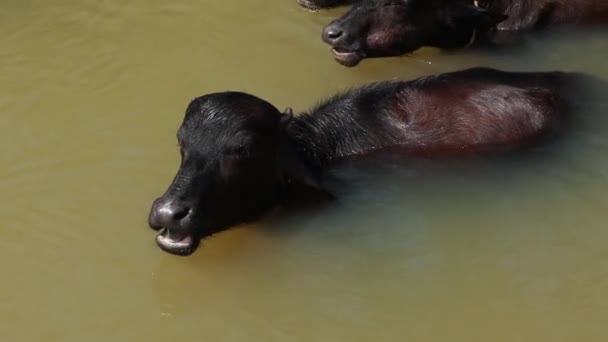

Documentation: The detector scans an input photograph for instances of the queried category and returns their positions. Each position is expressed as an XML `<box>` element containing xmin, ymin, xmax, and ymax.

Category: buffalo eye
<box><xmin>219</xmin><ymin>154</ymin><xmax>246</xmax><ymax>180</ymax></box>
<box><xmin>382</xmin><ymin>1</ymin><xmax>403</xmax><ymax>8</ymax></box>
<box><xmin>218</xmin><ymin>146</ymin><xmax>249</xmax><ymax>179</ymax></box>
<box><xmin>227</xmin><ymin>145</ymin><xmax>248</xmax><ymax>156</ymax></box>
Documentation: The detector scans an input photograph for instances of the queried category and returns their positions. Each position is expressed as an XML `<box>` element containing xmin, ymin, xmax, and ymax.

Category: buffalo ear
<box><xmin>449</xmin><ymin>3</ymin><xmax>508</xmax><ymax>28</ymax></box>
<box><xmin>282</xmin><ymin>107</ymin><xmax>294</xmax><ymax>117</ymax></box>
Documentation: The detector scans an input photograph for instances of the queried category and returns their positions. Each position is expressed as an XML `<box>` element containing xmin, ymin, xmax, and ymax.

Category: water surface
<box><xmin>1</xmin><ymin>1</ymin><xmax>608</xmax><ymax>341</ymax></box>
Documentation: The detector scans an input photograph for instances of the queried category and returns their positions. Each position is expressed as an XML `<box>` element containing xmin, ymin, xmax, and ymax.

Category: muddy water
<box><xmin>1</xmin><ymin>0</ymin><xmax>608</xmax><ymax>341</ymax></box>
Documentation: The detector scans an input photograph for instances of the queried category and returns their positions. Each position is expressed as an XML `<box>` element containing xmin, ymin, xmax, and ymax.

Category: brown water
<box><xmin>2</xmin><ymin>1</ymin><xmax>608</xmax><ymax>341</ymax></box>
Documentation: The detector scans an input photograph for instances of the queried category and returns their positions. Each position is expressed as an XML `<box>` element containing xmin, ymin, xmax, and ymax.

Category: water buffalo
<box><xmin>321</xmin><ymin>0</ymin><xmax>608</xmax><ymax>66</ymax></box>
<box><xmin>148</xmin><ymin>67</ymin><xmax>581</xmax><ymax>256</ymax></box>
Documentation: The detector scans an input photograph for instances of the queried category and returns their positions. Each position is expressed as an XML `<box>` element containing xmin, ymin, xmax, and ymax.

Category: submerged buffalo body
<box><xmin>148</xmin><ymin>67</ymin><xmax>581</xmax><ymax>256</ymax></box>
<box><xmin>321</xmin><ymin>0</ymin><xmax>608</xmax><ymax>66</ymax></box>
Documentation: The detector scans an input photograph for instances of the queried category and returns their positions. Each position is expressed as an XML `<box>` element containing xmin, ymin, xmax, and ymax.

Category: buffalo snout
<box><xmin>322</xmin><ymin>19</ymin><xmax>366</xmax><ymax>67</ymax></box>
<box><xmin>148</xmin><ymin>197</ymin><xmax>192</xmax><ymax>231</ymax></box>
<box><xmin>148</xmin><ymin>195</ymin><xmax>200</xmax><ymax>256</ymax></box>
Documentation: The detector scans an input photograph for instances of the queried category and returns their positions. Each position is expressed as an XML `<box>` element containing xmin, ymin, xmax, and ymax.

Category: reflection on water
<box><xmin>1</xmin><ymin>0</ymin><xmax>607</xmax><ymax>341</ymax></box>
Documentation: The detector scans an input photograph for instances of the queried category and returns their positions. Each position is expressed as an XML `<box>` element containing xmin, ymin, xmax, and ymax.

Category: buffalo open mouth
<box><xmin>330</xmin><ymin>47</ymin><xmax>364</xmax><ymax>67</ymax></box>
<box><xmin>155</xmin><ymin>228</ymin><xmax>200</xmax><ymax>256</ymax></box>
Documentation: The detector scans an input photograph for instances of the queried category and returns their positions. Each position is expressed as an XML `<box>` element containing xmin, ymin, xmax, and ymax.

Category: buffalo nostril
<box><xmin>328</xmin><ymin>29</ymin><xmax>342</xmax><ymax>39</ymax></box>
<box><xmin>172</xmin><ymin>206</ymin><xmax>191</xmax><ymax>221</ymax></box>
<box><xmin>153</xmin><ymin>201</ymin><xmax>192</xmax><ymax>227</ymax></box>
<box><xmin>323</xmin><ymin>26</ymin><xmax>344</xmax><ymax>42</ymax></box>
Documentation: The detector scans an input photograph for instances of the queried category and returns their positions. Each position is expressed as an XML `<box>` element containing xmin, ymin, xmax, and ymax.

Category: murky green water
<box><xmin>1</xmin><ymin>1</ymin><xmax>607</xmax><ymax>341</ymax></box>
